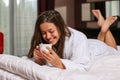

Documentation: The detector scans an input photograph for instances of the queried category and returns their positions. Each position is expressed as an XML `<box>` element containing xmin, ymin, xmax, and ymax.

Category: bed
<box><xmin>0</xmin><ymin>46</ymin><xmax>120</xmax><ymax>80</ymax></box>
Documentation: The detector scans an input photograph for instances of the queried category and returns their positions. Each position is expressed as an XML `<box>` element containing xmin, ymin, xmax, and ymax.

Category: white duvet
<box><xmin>0</xmin><ymin>46</ymin><xmax>120</xmax><ymax>80</ymax></box>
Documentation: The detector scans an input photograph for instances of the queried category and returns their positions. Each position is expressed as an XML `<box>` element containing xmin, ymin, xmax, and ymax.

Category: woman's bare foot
<box><xmin>101</xmin><ymin>16</ymin><xmax>117</xmax><ymax>33</ymax></box>
<box><xmin>92</xmin><ymin>9</ymin><xmax>105</xmax><ymax>27</ymax></box>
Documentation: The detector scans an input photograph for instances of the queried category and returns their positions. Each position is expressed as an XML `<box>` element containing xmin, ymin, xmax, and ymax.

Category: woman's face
<box><xmin>40</xmin><ymin>22</ymin><xmax>60</xmax><ymax>45</ymax></box>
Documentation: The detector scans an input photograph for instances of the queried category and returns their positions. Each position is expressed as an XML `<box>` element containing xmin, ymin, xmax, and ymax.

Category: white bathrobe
<box><xmin>59</xmin><ymin>27</ymin><xmax>118</xmax><ymax>71</ymax></box>
<box><xmin>61</xmin><ymin>27</ymin><xmax>91</xmax><ymax>71</ymax></box>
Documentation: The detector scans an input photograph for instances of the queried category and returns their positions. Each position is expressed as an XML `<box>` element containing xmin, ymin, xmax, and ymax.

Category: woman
<box><xmin>28</xmin><ymin>10</ymin><xmax>118</xmax><ymax>71</ymax></box>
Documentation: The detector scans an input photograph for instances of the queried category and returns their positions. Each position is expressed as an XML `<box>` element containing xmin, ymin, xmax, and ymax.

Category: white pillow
<box><xmin>0</xmin><ymin>54</ymin><xmax>62</xmax><ymax>80</ymax></box>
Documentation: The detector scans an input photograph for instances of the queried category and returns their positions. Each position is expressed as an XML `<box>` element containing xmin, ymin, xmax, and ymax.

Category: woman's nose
<box><xmin>46</xmin><ymin>32</ymin><xmax>51</xmax><ymax>39</ymax></box>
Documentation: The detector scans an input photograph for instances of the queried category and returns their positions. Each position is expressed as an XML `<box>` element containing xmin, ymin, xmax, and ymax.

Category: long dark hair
<box><xmin>28</xmin><ymin>10</ymin><xmax>71</xmax><ymax>58</ymax></box>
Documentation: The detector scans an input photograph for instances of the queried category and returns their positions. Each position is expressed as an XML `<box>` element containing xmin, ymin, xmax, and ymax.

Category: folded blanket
<box><xmin>0</xmin><ymin>54</ymin><xmax>97</xmax><ymax>80</ymax></box>
<box><xmin>0</xmin><ymin>69</ymin><xmax>25</xmax><ymax>80</ymax></box>
<box><xmin>0</xmin><ymin>54</ymin><xmax>63</xmax><ymax>80</ymax></box>
<box><xmin>1</xmin><ymin>53</ymin><xmax>120</xmax><ymax>80</ymax></box>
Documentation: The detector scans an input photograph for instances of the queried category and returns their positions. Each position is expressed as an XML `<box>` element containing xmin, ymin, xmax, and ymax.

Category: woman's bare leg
<box><xmin>92</xmin><ymin>9</ymin><xmax>105</xmax><ymax>42</ymax></box>
<box><xmin>101</xmin><ymin>16</ymin><xmax>117</xmax><ymax>49</ymax></box>
<box><xmin>92</xmin><ymin>9</ymin><xmax>117</xmax><ymax>49</ymax></box>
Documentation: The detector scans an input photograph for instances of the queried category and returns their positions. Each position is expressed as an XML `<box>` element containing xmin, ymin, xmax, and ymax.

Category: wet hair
<box><xmin>28</xmin><ymin>10</ymin><xmax>71</xmax><ymax>58</ymax></box>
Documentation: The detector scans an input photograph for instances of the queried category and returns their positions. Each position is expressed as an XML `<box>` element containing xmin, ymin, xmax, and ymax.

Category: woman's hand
<box><xmin>33</xmin><ymin>45</ymin><xmax>46</xmax><ymax>65</ymax></box>
<box><xmin>40</xmin><ymin>47</ymin><xmax>65</xmax><ymax>69</ymax></box>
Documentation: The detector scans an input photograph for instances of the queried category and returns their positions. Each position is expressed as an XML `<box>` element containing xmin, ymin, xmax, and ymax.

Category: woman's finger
<box><xmin>40</xmin><ymin>50</ymin><xmax>52</xmax><ymax>60</ymax></box>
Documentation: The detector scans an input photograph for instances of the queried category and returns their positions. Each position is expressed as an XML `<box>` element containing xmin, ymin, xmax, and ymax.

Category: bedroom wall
<box><xmin>55</xmin><ymin>0</ymin><xmax>75</xmax><ymax>27</ymax></box>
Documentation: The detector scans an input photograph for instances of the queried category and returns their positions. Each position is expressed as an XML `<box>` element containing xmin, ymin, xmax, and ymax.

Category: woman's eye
<box><xmin>50</xmin><ymin>31</ymin><xmax>54</xmax><ymax>33</ymax></box>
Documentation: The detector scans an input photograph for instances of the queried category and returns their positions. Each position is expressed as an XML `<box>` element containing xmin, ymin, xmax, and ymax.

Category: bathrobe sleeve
<box><xmin>61</xmin><ymin>27</ymin><xmax>91</xmax><ymax>72</ymax></box>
